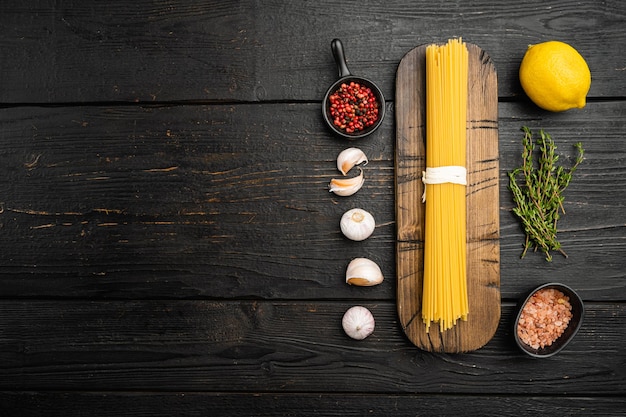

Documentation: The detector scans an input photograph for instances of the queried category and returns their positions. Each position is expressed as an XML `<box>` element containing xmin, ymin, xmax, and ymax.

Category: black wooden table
<box><xmin>1</xmin><ymin>1</ymin><xmax>625</xmax><ymax>416</ymax></box>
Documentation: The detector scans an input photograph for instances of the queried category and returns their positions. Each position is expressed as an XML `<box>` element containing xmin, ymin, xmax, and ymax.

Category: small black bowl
<box><xmin>322</xmin><ymin>39</ymin><xmax>386</xmax><ymax>140</ymax></box>
<box><xmin>514</xmin><ymin>282</ymin><xmax>584</xmax><ymax>358</ymax></box>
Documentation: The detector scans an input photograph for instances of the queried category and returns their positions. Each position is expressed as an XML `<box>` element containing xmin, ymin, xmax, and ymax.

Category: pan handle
<box><xmin>331</xmin><ymin>39</ymin><xmax>351</xmax><ymax>78</ymax></box>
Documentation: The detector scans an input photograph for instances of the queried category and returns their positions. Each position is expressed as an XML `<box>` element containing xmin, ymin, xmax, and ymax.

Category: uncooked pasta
<box><xmin>422</xmin><ymin>38</ymin><xmax>469</xmax><ymax>332</ymax></box>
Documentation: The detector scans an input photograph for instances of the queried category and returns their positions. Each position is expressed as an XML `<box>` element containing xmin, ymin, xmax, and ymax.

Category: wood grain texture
<box><xmin>0</xmin><ymin>2</ymin><xmax>625</xmax><ymax>412</ymax></box>
<box><xmin>0</xmin><ymin>102</ymin><xmax>624</xmax><ymax>301</ymax></box>
<box><xmin>1</xmin><ymin>0</ymin><xmax>625</xmax><ymax>103</ymax></box>
<box><xmin>396</xmin><ymin>43</ymin><xmax>499</xmax><ymax>352</ymax></box>
<box><xmin>2</xmin><ymin>392</ymin><xmax>626</xmax><ymax>417</ymax></box>
<box><xmin>0</xmin><ymin>300</ymin><xmax>624</xmax><ymax>394</ymax></box>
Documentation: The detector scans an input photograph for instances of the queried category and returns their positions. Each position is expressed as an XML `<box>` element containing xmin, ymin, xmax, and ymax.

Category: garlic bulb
<box><xmin>346</xmin><ymin>258</ymin><xmax>384</xmax><ymax>286</ymax></box>
<box><xmin>342</xmin><ymin>306</ymin><xmax>375</xmax><ymax>340</ymax></box>
<box><xmin>337</xmin><ymin>147</ymin><xmax>368</xmax><ymax>175</ymax></box>
<box><xmin>340</xmin><ymin>208</ymin><xmax>375</xmax><ymax>241</ymax></box>
<box><xmin>329</xmin><ymin>167</ymin><xmax>364</xmax><ymax>196</ymax></box>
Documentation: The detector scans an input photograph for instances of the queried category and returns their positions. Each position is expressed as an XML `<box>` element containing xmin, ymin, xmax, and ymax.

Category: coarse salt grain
<box><xmin>517</xmin><ymin>288</ymin><xmax>573</xmax><ymax>350</ymax></box>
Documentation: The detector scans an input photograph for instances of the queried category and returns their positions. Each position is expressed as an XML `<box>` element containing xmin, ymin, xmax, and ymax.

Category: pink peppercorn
<box><xmin>328</xmin><ymin>82</ymin><xmax>379</xmax><ymax>134</ymax></box>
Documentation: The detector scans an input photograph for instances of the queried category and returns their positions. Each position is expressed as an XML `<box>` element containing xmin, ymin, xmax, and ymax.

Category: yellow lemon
<box><xmin>519</xmin><ymin>41</ymin><xmax>591</xmax><ymax>112</ymax></box>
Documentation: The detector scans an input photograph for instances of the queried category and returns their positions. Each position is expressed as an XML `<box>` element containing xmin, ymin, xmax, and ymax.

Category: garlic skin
<box><xmin>340</xmin><ymin>208</ymin><xmax>375</xmax><ymax>241</ymax></box>
<box><xmin>346</xmin><ymin>258</ymin><xmax>384</xmax><ymax>286</ymax></box>
<box><xmin>337</xmin><ymin>147</ymin><xmax>368</xmax><ymax>175</ymax></box>
<box><xmin>329</xmin><ymin>167</ymin><xmax>364</xmax><ymax>196</ymax></box>
<box><xmin>342</xmin><ymin>306</ymin><xmax>375</xmax><ymax>340</ymax></box>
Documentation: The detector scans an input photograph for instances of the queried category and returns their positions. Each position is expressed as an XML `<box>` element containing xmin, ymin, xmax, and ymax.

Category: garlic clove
<box><xmin>337</xmin><ymin>147</ymin><xmax>368</xmax><ymax>176</ymax></box>
<box><xmin>346</xmin><ymin>258</ymin><xmax>384</xmax><ymax>286</ymax></box>
<box><xmin>340</xmin><ymin>208</ymin><xmax>375</xmax><ymax>241</ymax></box>
<box><xmin>329</xmin><ymin>167</ymin><xmax>364</xmax><ymax>196</ymax></box>
<box><xmin>342</xmin><ymin>305</ymin><xmax>375</xmax><ymax>340</ymax></box>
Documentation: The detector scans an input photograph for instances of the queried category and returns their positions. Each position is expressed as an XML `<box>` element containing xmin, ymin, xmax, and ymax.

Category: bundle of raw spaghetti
<box><xmin>422</xmin><ymin>38</ymin><xmax>469</xmax><ymax>332</ymax></box>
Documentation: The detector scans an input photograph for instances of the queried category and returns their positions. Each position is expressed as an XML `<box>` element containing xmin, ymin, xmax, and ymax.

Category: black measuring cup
<box><xmin>322</xmin><ymin>39</ymin><xmax>386</xmax><ymax>139</ymax></box>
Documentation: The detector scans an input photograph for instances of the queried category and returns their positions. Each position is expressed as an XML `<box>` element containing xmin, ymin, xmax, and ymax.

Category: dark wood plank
<box><xmin>1</xmin><ymin>392</ymin><xmax>625</xmax><ymax>417</ymax></box>
<box><xmin>0</xmin><ymin>300</ymin><xmax>624</xmax><ymax>394</ymax></box>
<box><xmin>1</xmin><ymin>0</ymin><xmax>625</xmax><ymax>103</ymax></box>
<box><xmin>0</xmin><ymin>101</ymin><xmax>624</xmax><ymax>300</ymax></box>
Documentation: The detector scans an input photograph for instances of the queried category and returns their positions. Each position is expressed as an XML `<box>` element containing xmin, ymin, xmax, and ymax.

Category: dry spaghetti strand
<box><xmin>422</xmin><ymin>38</ymin><xmax>469</xmax><ymax>332</ymax></box>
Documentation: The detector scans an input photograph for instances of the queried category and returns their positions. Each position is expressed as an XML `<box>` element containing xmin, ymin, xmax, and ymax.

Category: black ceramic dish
<box><xmin>514</xmin><ymin>282</ymin><xmax>584</xmax><ymax>358</ymax></box>
<box><xmin>322</xmin><ymin>39</ymin><xmax>386</xmax><ymax>140</ymax></box>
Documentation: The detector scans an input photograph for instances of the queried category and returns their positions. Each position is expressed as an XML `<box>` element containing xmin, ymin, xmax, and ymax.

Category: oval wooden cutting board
<box><xmin>395</xmin><ymin>43</ymin><xmax>500</xmax><ymax>353</ymax></box>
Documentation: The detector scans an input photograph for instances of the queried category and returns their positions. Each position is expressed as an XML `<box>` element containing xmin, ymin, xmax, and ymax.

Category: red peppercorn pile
<box><xmin>328</xmin><ymin>82</ymin><xmax>380</xmax><ymax>134</ymax></box>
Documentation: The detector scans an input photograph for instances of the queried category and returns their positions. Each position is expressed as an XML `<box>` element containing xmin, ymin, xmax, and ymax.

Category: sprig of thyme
<box><xmin>508</xmin><ymin>127</ymin><xmax>584</xmax><ymax>261</ymax></box>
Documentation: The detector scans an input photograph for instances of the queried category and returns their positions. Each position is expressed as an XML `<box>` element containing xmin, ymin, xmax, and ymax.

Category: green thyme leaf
<box><xmin>508</xmin><ymin>127</ymin><xmax>584</xmax><ymax>261</ymax></box>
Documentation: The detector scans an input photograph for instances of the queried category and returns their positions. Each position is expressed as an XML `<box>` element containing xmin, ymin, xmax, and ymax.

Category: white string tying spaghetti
<box><xmin>421</xmin><ymin>166</ymin><xmax>467</xmax><ymax>202</ymax></box>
